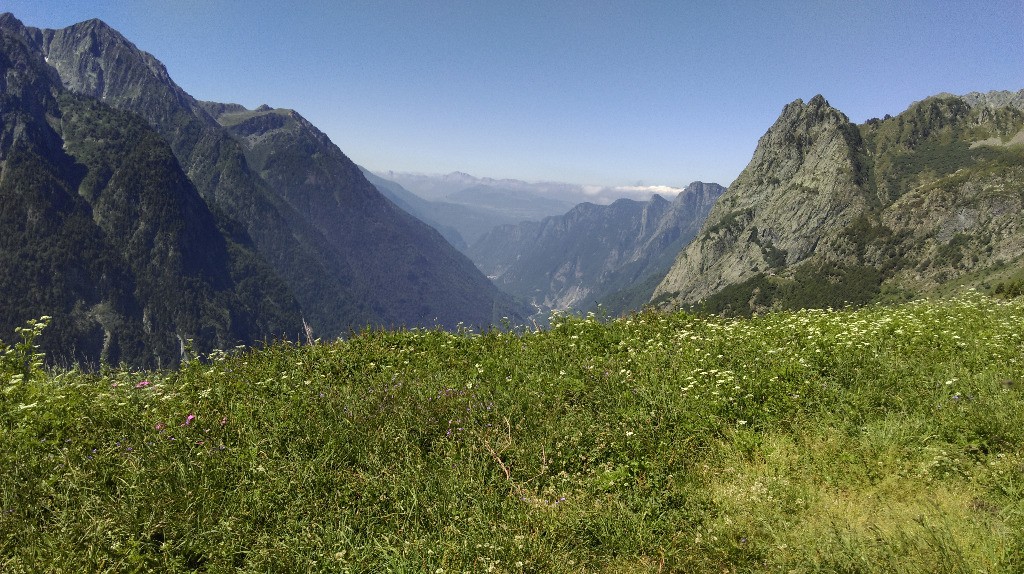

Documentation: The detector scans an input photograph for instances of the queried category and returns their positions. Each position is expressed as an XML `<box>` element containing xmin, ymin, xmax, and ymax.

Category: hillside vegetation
<box><xmin>2</xmin><ymin>294</ymin><xmax>1022</xmax><ymax>572</ymax></box>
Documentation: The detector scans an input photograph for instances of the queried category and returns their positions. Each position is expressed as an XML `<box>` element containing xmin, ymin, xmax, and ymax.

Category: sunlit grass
<box><xmin>2</xmin><ymin>293</ymin><xmax>1023</xmax><ymax>572</ymax></box>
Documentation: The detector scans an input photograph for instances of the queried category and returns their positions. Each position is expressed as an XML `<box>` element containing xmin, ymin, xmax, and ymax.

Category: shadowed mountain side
<box><xmin>0</xmin><ymin>14</ymin><xmax>302</xmax><ymax>367</ymax></box>
<box><xmin>205</xmin><ymin>104</ymin><xmax>528</xmax><ymax>328</ymax></box>
<box><xmin>30</xmin><ymin>16</ymin><xmax>375</xmax><ymax>335</ymax></box>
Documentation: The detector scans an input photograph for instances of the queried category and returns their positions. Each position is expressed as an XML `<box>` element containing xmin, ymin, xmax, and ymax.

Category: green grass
<box><xmin>2</xmin><ymin>294</ymin><xmax>1023</xmax><ymax>572</ymax></box>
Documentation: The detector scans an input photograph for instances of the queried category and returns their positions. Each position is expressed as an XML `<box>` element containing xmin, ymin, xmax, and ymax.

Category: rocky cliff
<box><xmin>654</xmin><ymin>91</ymin><xmax>1024</xmax><ymax>314</ymax></box>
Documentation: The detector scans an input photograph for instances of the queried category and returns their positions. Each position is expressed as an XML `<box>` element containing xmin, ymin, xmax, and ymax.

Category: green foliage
<box><xmin>0</xmin><ymin>316</ymin><xmax>50</xmax><ymax>382</ymax></box>
<box><xmin>688</xmin><ymin>273</ymin><xmax>778</xmax><ymax>317</ymax></box>
<box><xmin>692</xmin><ymin>262</ymin><xmax>883</xmax><ymax>317</ymax></box>
<box><xmin>592</xmin><ymin>271</ymin><xmax>668</xmax><ymax>317</ymax></box>
<box><xmin>2</xmin><ymin>296</ymin><xmax>1022</xmax><ymax>571</ymax></box>
<box><xmin>705</xmin><ymin>208</ymin><xmax>752</xmax><ymax>236</ymax></box>
<box><xmin>992</xmin><ymin>280</ymin><xmax>1024</xmax><ymax>299</ymax></box>
<box><xmin>747</xmin><ymin>226</ymin><xmax>788</xmax><ymax>269</ymax></box>
<box><xmin>862</xmin><ymin>96</ymin><xmax>1024</xmax><ymax>204</ymax></box>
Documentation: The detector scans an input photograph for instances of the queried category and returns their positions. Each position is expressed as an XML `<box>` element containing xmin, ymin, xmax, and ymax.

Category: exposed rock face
<box><xmin>654</xmin><ymin>96</ymin><xmax>871</xmax><ymax>303</ymax></box>
<box><xmin>469</xmin><ymin>182</ymin><xmax>723</xmax><ymax>313</ymax></box>
<box><xmin>653</xmin><ymin>91</ymin><xmax>1024</xmax><ymax>313</ymax></box>
<box><xmin>940</xmin><ymin>89</ymin><xmax>1024</xmax><ymax>111</ymax></box>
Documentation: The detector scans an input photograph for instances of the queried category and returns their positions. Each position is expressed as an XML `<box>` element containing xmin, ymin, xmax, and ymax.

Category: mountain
<box><xmin>653</xmin><ymin>91</ymin><xmax>1024</xmax><ymax>314</ymax></box>
<box><xmin>468</xmin><ymin>182</ymin><xmax>723</xmax><ymax>315</ymax></box>
<box><xmin>372</xmin><ymin>170</ymin><xmax>708</xmax><ymax>247</ymax></box>
<box><xmin>203</xmin><ymin>102</ymin><xmax>525</xmax><ymax>327</ymax></box>
<box><xmin>377</xmin><ymin>171</ymin><xmax>583</xmax><ymax>202</ymax></box>
<box><xmin>361</xmin><ymin>169</ymin><xmax>507</xmax><ymax>249</ymax></box>
<box><xmin>12</xmin><ymin>14</ymin><xmax>523</xmax><ymax>336</ymax></box>
<box><xmin>0</xmin><ymin>14</ymin><xmax>301</xmax><ymax>367</ymax></box>
<box><xmin>367</xmin><ymin>171</ymin><xmax>575</xmax><ymax>246</ymax></box>
<box><xmin>446</xmin><ymin>184</ymin><xmax>576</xmax><ymax>222</ymax></box>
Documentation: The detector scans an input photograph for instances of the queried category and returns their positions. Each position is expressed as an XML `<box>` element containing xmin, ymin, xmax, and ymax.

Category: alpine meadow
<box><xmin>2</xmin><ymin>6</ymin><xmax>1024</xmax><ymax>574</ymax></box>
<box><xmin>3</xmin><ymin>295</ymin><xmax>1024</xmax><ymax>571</ymax></box>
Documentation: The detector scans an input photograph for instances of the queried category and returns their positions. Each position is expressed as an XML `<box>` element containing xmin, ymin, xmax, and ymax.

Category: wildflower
<box><xmin>182</xmin><ymin>413</ymin><xmax>196</xmax><ymax>426</ymax></box>
<box><xmin>220</xmin><ymin>416</ymin><xmax>228</xmax><ymax>427</ymax></box>
<box><xmin>135</xmin><ymin>380</ymin><xmax>152</xmax><ymax>389</ymax></box>
<box><xmin>155</xmin><ymin>423</ymin><xmax>166</xmax><ymax>431</ymax></box>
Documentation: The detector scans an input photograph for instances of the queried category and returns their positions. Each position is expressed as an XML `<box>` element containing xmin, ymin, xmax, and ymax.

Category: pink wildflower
<box><xmin>181</xmin><ymin>413</ymin><xmax>196</xmax><ymax>427</ymax></box>
<box><xmin>135</xmin><ymin>380</ymin><xmax>152</xmax><ymax>389</ymax></box>
<box><xmin>155</xmin><ymin>422</ymin><xmax>167</xmax><ymax>431</ymax></box>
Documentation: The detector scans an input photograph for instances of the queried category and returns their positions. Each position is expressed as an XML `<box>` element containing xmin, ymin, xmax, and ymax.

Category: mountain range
<box><xmin>467</xmin><ymin>182</ymin><xmax>723</xmax><ymax>316</ymax></box>
<box><xmin>653</xmin><ymin>91</ymin><xmax>1024</xmax><ymax>314</ymax></box>
<box><xmin>360</xmin><ymin>169</ymin><xmax>526</xmax><ymax>249</ymax></box>
<box><xmin>371</xmin><ymin>169</ymin><xmax>696</xmax><ymax>248</ymax></box>
<box><xmin>3</xmin><ymin>13</ymin><xmax>1021</xmax><ymax>366</ymax></box>
<box><xmin>0</xmin><ymin>14</ymin><xmax>524</xmax><ymax>366</ymax></box>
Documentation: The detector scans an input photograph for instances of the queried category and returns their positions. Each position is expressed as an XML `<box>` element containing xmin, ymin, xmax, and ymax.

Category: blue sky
<box><xmin>5</xmin><ymin>1</ymin><xmax>1022</xmax><ymax>188</ymax></box>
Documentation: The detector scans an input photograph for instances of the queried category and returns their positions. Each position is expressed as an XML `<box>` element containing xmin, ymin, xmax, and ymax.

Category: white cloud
<box><xmin>613</xmin><ymin>185</ymin><xmax>685</xmax><ymax>196</ymax></box>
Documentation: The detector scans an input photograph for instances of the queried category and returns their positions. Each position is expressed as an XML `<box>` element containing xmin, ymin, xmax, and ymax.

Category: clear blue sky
<box><xmin>5</xmin><ymin>1</ymin><xmax>1022</xmax><ymax>187</ymax></box>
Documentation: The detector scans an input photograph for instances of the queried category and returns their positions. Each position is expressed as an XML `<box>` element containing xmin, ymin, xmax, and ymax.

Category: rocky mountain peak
<box><xmin>0</xmin><ymin>12</ymin><xmax>25</xmax><ymax>30</ymax></box>
<box><xmin>35</xmin><ymin>18</ymin><xmax>198</xmax><ymax>124</ymax></box>
<box><xmin>675</xmin><ymin>181</ymin><xmax>725</xmax><ymax>204</ymax></box>
<box><xmin>937</xmin><ymin>89</ymin><xmax>1024</xmax><ymax>111</ymax></box>
<box><xmin>653</xmin><ymin>96</ymin><xmax>871</xmax><ymax>305</ymax></box>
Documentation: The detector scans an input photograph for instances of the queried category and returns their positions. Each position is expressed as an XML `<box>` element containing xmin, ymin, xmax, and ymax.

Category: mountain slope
<box><xmin>469</xmin><ymin>182</ymin><xmax>723</xmax><ymax>313</ymax></box>
<box><xmin>653</xmin><ymin>91</ymin><xmax>1024</xmax><ymax>314</ymax></box>
<box><xmin>0</xmin><ymin>14</ymin><xmax>301</xmax><ymax>366</ymax></box>
<box><xmin>205</xmin><ymin>103</ymin><xmax>525</xmax><ymax>328</ymax></box>
<box><xmin>26</xmin><ymin>15</ymin><xmax>523</xmax><ymax>333</ymax></box>
<box><xmin>359</xmin><ymin>168</ymin><xmax>470</xmax><ymax>249</ymax></box>
<box><xmin>30</xmin><ymin>16</ymin><xmax>375</xmax><ymax>335</ymax></box>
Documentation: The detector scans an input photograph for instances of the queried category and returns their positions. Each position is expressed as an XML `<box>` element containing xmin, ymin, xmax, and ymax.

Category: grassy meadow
<box><xmin>2</xmin><ymin>293</ymin><xmax>1023</xmax><ymax>572</ymax></box>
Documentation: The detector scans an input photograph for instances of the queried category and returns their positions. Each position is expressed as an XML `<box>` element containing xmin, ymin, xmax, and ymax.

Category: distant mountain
<box><xmin>653</xmin><ymin>91</ymin><xmax>1024</xmax><ymax>314</ymax></box>
<box><xmin>446</xmin><ymin>184</ymin><xmax>576</xmax><ymax>222</ymax></box>
<box><xmin>371</xmin><ymin>170</ymin><xmax>702</xmax><ymax>248</ymax></box>
<box><xmin>377</xmin><ymin>170</ymin><xmax>688</xmax><ymax>212</ymax></box>
<box><xmin>0</xmin><ymin>14</ymin><xmax>301</xmax><ymax>367</ymax></box>
<box><xmin>361</xmin><ymin>169</ymin><xmax>508</xmax><ymax>249</ymax></box>
<box><xmin>468</xmin><ymin>182</ymin><xmax>723</xmax><ymax>315</ymax></box>
<box><xmin>378</xmin><ymin>171</ymin><xmax>587</xmax><ymax>202</ymax></box>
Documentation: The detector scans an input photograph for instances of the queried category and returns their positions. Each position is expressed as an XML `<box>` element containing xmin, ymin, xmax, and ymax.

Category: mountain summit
<box><xmin>653</xmin><ymin>91</ymin><xmax>1024</xmax><ymax>313</ymax></box>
